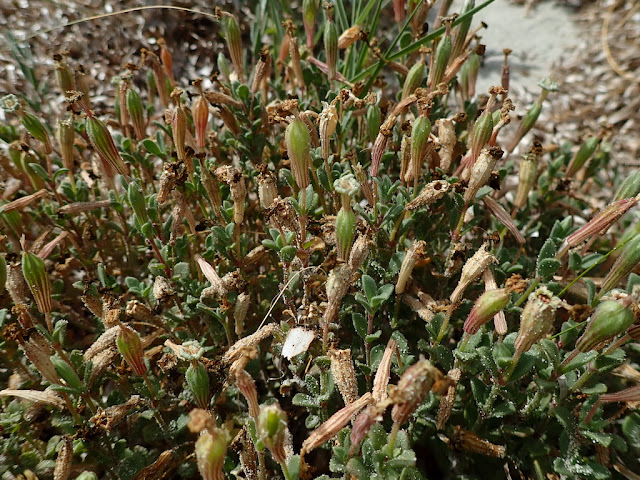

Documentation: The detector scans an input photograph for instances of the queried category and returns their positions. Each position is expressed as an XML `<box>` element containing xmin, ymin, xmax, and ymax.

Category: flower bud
<box><xmin>116</xmin><ymin>324</ymin><xmax>147</xmax><ymax>376</ymax></box>
<box><xmin>396</xmin><ymin>240</ymin><xmax>427</xmax><ymax>294</ymax></box>
<box><xmin>615</xmin><ymin>171</ymin><xmax>640</xmax><ymax>201</ymax></box>
<box><xmin>566</xmin><ymin>136</ymin><xmax>599</xmax><ymax>177</ymax></box>
<box><xmin>451</xmin><ymin>0</ymin><xmax>475</xmax><ymax>60</ymax></box>
<box><xmin>21</xmin><ymin>111</ymin><xmax>53</xmax><ymax>154</ymax></box>
<box><xmin>410</xmin><ymin>116</ymin><xmax>432</xmax><ymax>179</ymax></box>
<box><xmin>450</xmin><ymin>243</ymin><xmax>497</xmax><ymax>303</ymax></box>
<box><xmin>303</xmin><ymin>0</ymin><xmax>318</xmax><ymax>48</ymax></box>
<box><xmin>126</xmin><ymin>87</ymin><xmax>146</xmax><ymax>140</ymax></box>
<box><xmin>464</xmin><ymin>147</ymin><xmax>503</xmax><ymax>204</ymax></box>
<box><xmin>575</xmin><ymin>299</ymin><xmax>634</xmax><ymax>352</ymax></box>
<box><xmin>336</xmin><ymin>207</ymin><xmax>357</xmax><ymax>262</ymax></box>
<box><xmin>22</xmin><ymin>250</ymin><xmax>52</xmax><ymax>314</ymax></box>
<box><xmin>85</xmin><ymin>116</ymin><xmax>128</xmax><ymax>178</ymax></box>
<box><xmin>285</xmin><ymin>118</ymin><xmax>311</xmax><ymax>189</ymax></box>
<box><xmin>171</xmin><ymin>93</ymin><xmax>187</xmax><ymax>164</ymax></box>
<box><xmin>514</xmin><ymin>287</ymin><xmax>561</xmax><ymax>356</ymax></box>
<box><xmin>402</xmin><ymin>61</ymin><xmax>424</xmax><ymax>100</ymax></box>
<box><xmin>600</xmin><ymin>234</ymin><xmax>640</xmax><ymax>296</ymax></box>
<box><xmin>508</xmin><ymin>103</ymin><xmax>541</xmax><ymax>152</ymax></box>
<box><xmin>127</xmin><ymin>181</ymin><xmax>148</xmax><ymax>225</ymax></box>
<box><xmin>391</xmin><ymin>360</ymin><xmax>441</xmax><ymax>426</ymax></box>
<box><xmin>324</xmin><ymin>14</ymin><xmax>339</xmax><ymax>81</ymax></box>
<box><xmin>350</xmin><ymin>406</ymin><xmax>383</xmax><ymax>454</ymax></box>
<box><xmin>56</xmin><ymin>118</ymin><xmax>75</xmax><ymax>173</ymax></box>
<box><xmin>513</xmin><ymin>150</ymin><xmax>540</xmax><ymax>209</ymax></box>
<box><xmin>195</xmin><ymin>428</ymin><xmax>227</xmax><ymax>480</ymax></box>
<box><xmin>464</xmin><ymin>289</ymin><xmax>510</xmax><ymax>335</ymax></box>
<box><xmin>222</xmin><ymin>13</ymin><xmax>244</xmax><ymax>81</ymax></box>
<box><xmin>186</xmin><ymin>361</ymin><xmax>211</xmax><ymax>409</ymax></box>
<box><xmin>258</xmin><ymin>403</ymin><xmax>288</xmax><ymax>463</ymax></box>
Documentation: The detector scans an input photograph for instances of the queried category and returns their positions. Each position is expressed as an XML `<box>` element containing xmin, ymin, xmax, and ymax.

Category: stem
<box><xmin>435</xmin><ymin>305</ymin><xmax>454</xmax><ymax>345</ymax></box>
<box><xmin>503</xmin><ymin>349</ymin><xmax>523</xmax><ymax>383</ymax></box>
<box><xmin>570</xmin><ymin>365</ymin><xmax>596</xmax><ymax>393</ymax></box>
<box><xmin>389</xmin><ymin>421</ymin><xmax>401</xmax><ymax>451</ymax></box>
<box><xmin>279</xmin><ymin>460</ymin><xmax>291</xmax><ymax>480</ymax></box>
<box><xmin>514</xmin><ymin>278</ymin><xmax>539</xmax><ymax>308</ymax></box>
<box><xmin>457</xmin><ymin>332</ymin><xmax>470</xmax><ymax>352</ymax></box>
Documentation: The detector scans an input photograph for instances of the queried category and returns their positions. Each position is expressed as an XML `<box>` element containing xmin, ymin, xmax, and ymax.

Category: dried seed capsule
<box><xmin>513</xmin><ymin>151</ymin><xmax>540</xmax><ymax>209</ymax></box>
<box><xmin>391</xmin><ymin>360</ymin><xmax>441</xmax><ymax>426</ymax></box>
<box><xmin>329</xmin><ymin>348</ymin><xmax>359</xmax><ymax>405</ymax></box>
<box><xmin>22</xmin><ymin>250</ymin><xmax>52</xmax><ymax>314</ymax></box>
<box><xmin>234</xmin><ymin>292</ymin><xmax>250</xmax><ymax>337</ymax></box>
<box><xmin>324</xmin><ymin>13</ymin><xmax>339</xmax><ymax>81</ymax></box>
<box><xmin>222</xmin><ymin>13</ymin><xmax>244</xmax><ymax>81</ymax></box>
<box><xmin>251</xmin><ymin>47</ymin><xmax>272</xmax><ymax>95</ymax></box>
<box><xmin>338</xmin><ymin>25</ymin><xmax>362</xmax><ymax>49</ymax></box>
<box><xmin>614</xmin><ymin>171</ymin><xmax>640</xmax><ymax>201</ymax></box>
<box><xmin>21</xmin><ymin>333</ymin><xmax>59</xmax><ymax>384</ymax></box>
<box><xmin>599</xmin><ymin>234</ymin><xmax>640</xmax><ymax>296</ymax></box>
<box><xmin>258</xmin><ymin>403</ymin><xmax>288</xmax><ymax>463</ymax></box>
<box><xmin>318</xmin><ymin>101</ymin><xmax>338</xmax><ymax>160</ymax></box>
<box><xmin>195</xmin><ymin>428</ymin><xmax>227</xmax><ymax>480</ymax></box>
<box><xmin>303</xmin><ymin>0</ymin><xmax>319</xmax><ymax>49</ymax></box>
<box><xmin>53</xmin><ymin>436</ymin><xmax>73</xmax><ymax>480</ymax></box>
<box><xmin>514</xmin><ymin>287</ymin><xmax>562</xmax><ymax>356</ymax></box>
<box><xmin>54</xmin><ymin>55</ymin><xmax>75</xmax><ymax>95</ymax></box>
<box><xmin>158</xmin><ymin>38</ymin><xmax>175</xmax><ymax>83</ymax></box>
<box><xmin>285</xmin><ymin>118</ymin><xmax>311</xmax><ymax>190</ymax></box>
<box><xmin>435</xmin><ymin>118</ymin><xmax>456</xmax><ymax>172</ymax></box>
<box><xmin>410</xmin><ymin>116</ymin><xmax>432</xmax><ymax>179</ymax></box>
<box><xmin>450</xmin><ymin>243</ymin><xmax>497</xmax><ymax>303</ymax></box>
<box><xmin>566</xmin><ymin>136</ymin><xmax>599</xmax><ymax>177</ymax></box>
<box><xmin>463</xmin><ymin>288</ymin><xmax>510</xmax><ymax>335</ymax></box>
<box><xmin>116</xmin><ymin>324</ymin><xmax>147</xmax><ymax>376</ymax></box>
<box><xmin>85</xmin><ymin>116</ymin><xmax>128</xmax><ymax>177</ymax></box>
<box><xmin>126</xmin><ymin>87</ymin><xmax>146</xmax><ymax>140</ymax></box>
<box><xmin>235</xmin><ymin>368</ymin><xmax>259</xmax><ymax>419</ymax></box>
<box><xmin>464</xmin><ymin>147</ymin><xmax>503</xmax><ymax>204</ymax></box>
<box><xmin>186</xmin><ymin>361</ymin><xmax>211</xmax><ymax>409</ymax></box>
<box><xmin>396</xmin><ymin>240</ymin><xmax>428</xmax><ymax>294</ymax></box>
<box><xmin>402</xmin><ymin>61</ymin><xmax>424</xmax><ymax>100</ymax></box>
<box><xmin>575</xmin><ymin>299</ymin><xmax>634</xmax><ymax>352</ymax></box>
<box><xmin>56</xmin><ymin>118</ymin><xmax>75</xmax><ymax>173</ymax></box>
<box><xmin>257</xmin><ymin>169</ymin><xmax>278</xmax><ymax>209</ymax></box>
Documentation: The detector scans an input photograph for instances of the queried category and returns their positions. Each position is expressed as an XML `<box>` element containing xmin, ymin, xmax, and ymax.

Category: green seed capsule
<box><xmin>56</xmin><ymin>118</ymin><xmax>75</xmax><ymax>172</ymax></box>
<box><xmin>126</xmin><ymin>87</ymin><xmax>146</xmax><ymax>140</ymax></box>
<box><xmin>116</xmin><ymin>324</ymin><xmax>147</xmax><ymax>376</ymax></box>
<box><xmin>576</xmin><ymin>300</ymin><xmax>634</xmax><ymax>352</ymax></box>
<box><xmin>600</xmin><ymin>234</ymin><xmax>640</xmax><ymax>296</ymax></box>
<box><xmin>451</xmin><ymin>0</ymin><xmax>475</xmax><ymax>60</ymax></box>
<box><xmin>430</xmin><ymin>33</ymin><xmax>452</xmax><ymax>88</ymax></box>
<box><xmin>258</xmin><ymin>403</ymin><xmax>288</xmax><ymax>463</ymax></box>
<box><xmin>127</xmin><ymin>181</ymin><xmax>148</xmax><ymax>225</ymax></box>
<box><xmin>508</xmin><ymin>103</ymin><xmax>541</xmax><ymax>152</ymax></box>
<box><xmin>411</xmin><ymin>116</ymin><xmax>432</xmax><ymax>176</ymax></box>
<box><xmin>21</xmin><ymin>112</ymin><xmax>53</xmax><ymax>154</ymax></box>
<box><xmin>367</xmin><ymin>104</ymin><xmax>381</xmax><ymax>142</ymax></box>
<box><xmin>186</xmin><ymin>361</ymin><xmax>211</xmax><ymax>409</ymax></box>
<box><xmin>336</xmin><ymin>206</ymin><xmax>357</xmax><ymax>262</ymax></box>
<box><xmin>285</xmin><ymin>118</ymin><xmax>311</xmax><ymax>189</ymax></box>
<box><xmin>402</xmin><ymin>61</ymin><xmax>424</xmax><ymax>100</ymax></box>
<box><xmin>303</xmin><ymin>0</ymin><xmax>318</xmax><ymax>48</ymax></box>
<box><xmin>566</xmin><ymin>136</ymin><xmax>599</xmax><ymax>177</ymax></box>
<box><xmin>614</xmin><ymin>171</ymin><xmax>640</xmax><ymax>201</ymax></box>
<box><xmin>324</xmin><ymin>16</ymin><xmax>339</xmax><ymax>81</ymax></box>
<box><xmin>222</xmin><ymin>14</ymin><xmax>243</xmax><ymax>80</ymax></box>
<box><xmin>469</xmin><ymin>111</ymin><xmax>494</xmax><ymax>162</ymax></box>
<box><xmin>85</xmin><ymin>116</ymin><xmax>128</xmax><ymax>178</ymax></box>
<box><xmin>22</xmin><ymin>251</ymin><xmax>52</xmax><ymax>314</ymax></box>
<box><xmin>464</xmin><ymin>289</ymin><xmax>510</xmax><ymax>335</ymax></box>
<box><xmin>195</xmin><ymin>428</ymin><xmax>227</xmax><ymax>480</ymax></box>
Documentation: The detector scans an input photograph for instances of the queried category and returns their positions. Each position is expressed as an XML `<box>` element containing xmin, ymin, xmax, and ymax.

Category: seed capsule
<box><xmin>391</xmin><ymin>360</ymin><xmax>441</xmax><ymax>426</ymax></box>
<box><xmin>303</xmin><ymin>0</ymin><xmax>318</xmax><ymax>49</ymax></box>
<box><xmin>54</xmin><ymin>54</ymin><xmax>75</xmax><ymax>95</ymax></box>
<box><xmin>464</xmin><ymin>147</ymin><xmax>503</xmax><ymax>204</ymax></box>
<box><xmin>195</xmin><ymin>428</ymin><xmax>227</xmax><ymax>480</ymax></box>
<box><xmin>56</xmin><ymin>118</ymin><xmax>75</xmax><ymax>173</ymax></box>
<box><xmin>513</xmin><ymin>151</ymin><xmax>540</xmax><ymax>209</ymax></box>
<box><xmin>126</xmin><ymin>87</ymin><xmax>146</xmax><ymax>140</ymax></box>
<box><xmin>192</xmin><ymin>90</ymin><xmax>208</xmax><ymax>150</ymax></box>
<box><xmin>451</xmin><ymin>0</ymin><xmax>475</xmax><ymax>60</ymax></box>
<box><xmin>85</xmin><ymin>116</ymin><xmax>128</xmax><ymax>178</ymax></box>
<box><xmin>258</xmin><ymin>169</ymin><xmax>278</xmax><ymax>209</ymax></box>
<box><xmin>329</xmin><ymin>348</ymin><xmax>359</xmax><ymax>405</ymax></box>
<box><xmin>575</xmin><ymin>299</ymin><xmax>634</xmax><ymax>352</ymax></box>
<box><xmin>21</xmin><ymin>111</ymin><xmax>53</xmax><ymax>154</ymax></box>
<box><xmin>53</xmin><ymin>436</ymin><xmax>73</xmax><ymax>480</ymax></box>
<box><xmin>366</xmin><ymin>104</ymin><xmax>381</xmax><ymax>143</ymax></box>
<box><xmin>258</xmin><ymin>403</ymin><xmax>288</xmax><ymax>463</ymax></box>
<box><xmin>411</xmin><ymin>116</ymin><xmax>432</xmax><ymax>180</ymax></box>
<box><xmin>336</xmin><ymin>207</ymin><xmax>357</xmax><ymax>262</ymax></box>
<box><xmin>429</xmin><ymin>30</ymin><xmax>452</xmax><ymax>90</ymax></box>
<box><xmin>186</xmin><ymin>361</ymin><xmax>211</xmax><ymax>409</ymax></box>
<box><xmin>222</xmin><ymin>13</ymin><xmax>244</xmax><ymax>81</ymax></box>
<box><xmin>285</xmin><ymin>118</ymin><xmax>312</xmax><ymax>189</ymax></box>
<box><xmin>324</xmin><ymin>14</ymin><xmax>339</xmax><ymax>81</ymax></box>
<box><xmin>0</xmin><ymin>255</ymin><xmax>6</xmax><ymax>293</ymax></box>
<box><xmin>450</xmin><ymin>243</ymin><xmax>497</xmax><ymax>303</ymax></box>
<box><xmin>600</xmin><ymin>234</ymin><xmax>640</xmax><ymax>296</ymax></box>
<box><xmin>463</xmin><ymin>288</ymin><xmax>510</xmax><ymax>335</ymax></box>
<box><xmin>318</xmin><ymin>101</ymin><xmax>338</xmax><ymax>161</ymax></box>
<box><xmin>402</xmin><ymin>61</ymin><xmax>424</xmax><ymax>100</ymax></box>
<box><xmin>566</xmin><ymin>136</ymin><xmax>599</xmax><ymax>177</ymax></box>
<box><xmin>514</xmin><ymin>287</ymin><xmax>562</xmax><ymax>356</ymax></box>
<box><xmin>116</xmin><ymin>324</ymin><xmax>147</xmax><ymax>376</ymax></box>
<box><xmin>127</xmin><ymin>181</ymin><xmax>148</xmax><ymax>225</ymax></box>
<box><xmin>396</xmin><ymin>240</ymin><xmax>428</xmax><ymax>294</ymax></box>
<box><xmin>469</xmin><ymin>110</ymin><xmax>494</xmax><ymax>164</ymax></box>
<box><xmin>22</xmin><ymin>250</ymin><xmax>52</xmax><ymax>314</ymax></box>
<box><xmin>614</xmin><ymin>171</ymin><xmax>640</xmax><ymax>200</ymax></box>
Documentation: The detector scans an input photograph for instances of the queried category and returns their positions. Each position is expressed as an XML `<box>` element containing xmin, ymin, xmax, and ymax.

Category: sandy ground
<box><xmin>454</xmin><ymin>0</ymin><xmax>580</xmax><ymax>94</ymax></box>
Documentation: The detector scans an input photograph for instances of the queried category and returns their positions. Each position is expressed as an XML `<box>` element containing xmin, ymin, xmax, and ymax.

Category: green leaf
<box><xmin>352</xmin><ymin>312</ymin><xmax>368</xmax><ymax>340</ymax></box>
<box><xmin>142</xmin><ymin>139</ymin><xmax>165</xmax><ymax>157</ymax></box>
<box><xmin>362</xmin><ymin>274</ymin><xmax>377</xmax><ymax>301</ymax></box>
<box><xmin>537</xmin><ymin>258</ymin><xmax>561</xmax><ymax>281</ymax></box>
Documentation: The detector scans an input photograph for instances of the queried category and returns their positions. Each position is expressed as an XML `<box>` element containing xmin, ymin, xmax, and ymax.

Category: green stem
<box><xmin>514</xmin><ymin>278</ymin><xmax>539</xmax><ymax>308</ymax></box>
